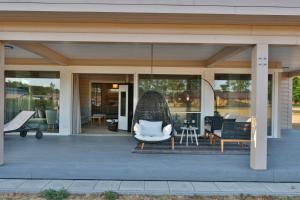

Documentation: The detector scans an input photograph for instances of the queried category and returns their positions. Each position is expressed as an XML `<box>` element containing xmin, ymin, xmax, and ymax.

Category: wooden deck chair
<box><xmin>4</xmin><ymin>111</ymin><xmax>43</xmax><ymax>139</ymax></box>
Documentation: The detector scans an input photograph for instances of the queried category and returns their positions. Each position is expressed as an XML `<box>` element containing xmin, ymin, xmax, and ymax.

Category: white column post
<box><xmin>59</xmin><ymin>68</ymin><xmax>72</xmax><ymax>135</ymax></box>
<box><xmin>133</xmin><ymin>73</ymin><xmax>139</xmax><ymax>113</ymax></box>
<box><xmin>201</xmin><ymin>70</ymin><xmax>215</xmax><ymax>135</ymax></box>
<box><xmin>288</xmin><ymin>77</ymin><xmax>293</xmax><ymax>129</ymax></box>
<box><xmin>250</xmin><ymin>44</ymin><xmax>269</xmax><ymax>170</ymax></box>
<box><xmin>0</xmin><ymin>42</ymin><xmax>4</xmax><ymax>165</ymax></box>
<box><xmin>272</xmin><ymin>71</ymin><xmax>280</xmax><ymax>138</ymax></box>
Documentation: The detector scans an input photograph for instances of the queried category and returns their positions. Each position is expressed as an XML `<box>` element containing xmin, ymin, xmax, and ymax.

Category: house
<box><xmin>0</xmin><ymin>0</ymin><xmax>299</xmax><ymax>172</ymax></box>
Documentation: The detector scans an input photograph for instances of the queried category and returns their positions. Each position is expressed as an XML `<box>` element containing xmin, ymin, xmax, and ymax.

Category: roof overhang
<box><xmin>1</xmin><ymin>0</ymin><xmax>300</xmax><ymax>17</ymax></box>
<box><xmin>2</xmin><ymin>11</ymin><xmax>300</xmax><ymax>26</ymax></box>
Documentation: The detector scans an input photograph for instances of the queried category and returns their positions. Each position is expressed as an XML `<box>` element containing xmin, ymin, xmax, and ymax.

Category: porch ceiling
<box><xmin>4</xmin><ymin>41</ymin><xmax>298</xmax><ymax>69</ymax></box>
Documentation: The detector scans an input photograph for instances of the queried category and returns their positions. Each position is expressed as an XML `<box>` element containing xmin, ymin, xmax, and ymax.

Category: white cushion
<box><xmin>205</xmin><ymin>124</ymin><xmax>211</xmax><ymax>131</ymax></box>
<box><xmin>236</xmin><ymin>116</ymin><xmax>249</xmax><ymax>122</ymax></box>
<box><xmin>224</xmin><ymin>113</ymin><xmax>236</xmax><ymax>119</ymax></box>
<box><xmin>134</xmin><ymin>123</ymin><xmax>141</xmax><ymax>135</ymax></box>
<box><xmin>4</xmin><ymin>111</ymin><xmax>35</xmax><ymax>132</ymax></box>
<box><xmin>139</xmin><ymin>120</ymin><xmax>163</xmax><ymax>137</ymax></box>
<box><xmin>213</xmin><ymin>129</ymin><xmax>222</xmax><ymax>137</ymax></box>
<box><xmin>162</xmin><ymin>124</ymin><xmax>172</xmax><ymax>136</ymax></box>
<box><xmin>134</xmin><ymin>134</ymin><xmax>171</xmax><ymax>142</ymax></box>
<box><xmin>223</xmin><ymin>113</ymin><xmax>230</xmax><ymax>119</ymax></box>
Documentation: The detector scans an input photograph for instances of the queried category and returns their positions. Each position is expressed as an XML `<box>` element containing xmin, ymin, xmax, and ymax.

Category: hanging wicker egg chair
<box><xmin>132</xmin><ymin>91</ymin><xmax>175</xmax><ymax>150</ymax></box>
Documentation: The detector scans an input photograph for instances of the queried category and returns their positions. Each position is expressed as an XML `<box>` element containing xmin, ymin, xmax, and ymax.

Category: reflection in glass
<box><xmin>139</xmin><ymin>75</ymin><xmax>201</xmax><ymax>133</ymax></box>
<box><xmin>214</xmin><ymin>74</ymin><xmax>273</xmax><ymax>136</ymax></box>
<box><xmin>120</xmin><ymin>92</ymin><xmax>126</xmax><ymax>116</ymax></box>
<box><xmin>5</xmin><ymin>71</ymin><xmax>60</xmax><ymax>133</ymax></box>
<box><xmin>90</xmin><ymin>83</ymin><xmax>119</xmax><ymax>117</ymax></box>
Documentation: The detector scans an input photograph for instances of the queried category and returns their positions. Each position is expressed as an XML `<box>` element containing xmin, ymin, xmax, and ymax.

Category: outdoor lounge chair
<box><xmin>4</xmin><ymin>111</ymin><xmax>43</xmax><ymax>139</ymax></box>
<box><xmin>204</xmin><ymin>116</ymin><xmax>223</xmax><ymax>139</ymax></box>
<box><xmin>205</xmin><ymin>116</ymin><xmax>236</xmax><ymax>140</ymax></box>
<box><xmin>132</xmin><ymin>91</ymin><xmax>175</xmax><ymax>150</ymax></box>
<box><xmin>211</xmin><ymin>122</ymin><xmax>251</xmax><ymax>152</ymax></box>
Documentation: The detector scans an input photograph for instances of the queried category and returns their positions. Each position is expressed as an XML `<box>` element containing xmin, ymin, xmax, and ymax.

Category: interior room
<box><xmin>74</xmin><ymin>74</ymin><xmax>133</xmax><ymax>134</ymax></box>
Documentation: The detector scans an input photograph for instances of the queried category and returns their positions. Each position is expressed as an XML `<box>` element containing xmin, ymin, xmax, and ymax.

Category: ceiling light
<box><xmin>112</xmin><ymin>83</ymin><xmax>119</xmax><ymax>89</ymax></box>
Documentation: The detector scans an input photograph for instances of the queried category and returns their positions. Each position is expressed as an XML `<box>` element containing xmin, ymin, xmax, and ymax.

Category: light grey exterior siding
<box><xmin>279</xmin><ymin>74</ymin><xmax>292</xmax><ymax>130</ymax></box>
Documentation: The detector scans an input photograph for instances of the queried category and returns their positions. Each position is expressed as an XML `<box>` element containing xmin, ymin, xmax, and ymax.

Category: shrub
<box><xmin>41</xmin><ymin>188</ymin><xmax>70</xmax><ymax>200</ymax></box>
<box><xmin>103</xmin><ymin>191</ymin><xmax>119</xmax><ymax>200</ymax></box>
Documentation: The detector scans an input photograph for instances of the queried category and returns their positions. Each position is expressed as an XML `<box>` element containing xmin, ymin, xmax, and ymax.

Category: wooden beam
<box><xmin>10</xmin><ymin>42</ymin><xmax>69</xmax><ymax>65</ymax></box>
<box><xmin>216</xmin><ymin>60</ymin><xmax>281</xmax><ymax>69</ymax></box>
<box><xmin>5</xmin><ymin>58</ymin><xmax>52</xmax><ymax>65</ymax></box>
<box><xmin>5</xmin><ymin>57</ymin><xmax>281</xmax><ymax>68</ymax></box>
<box><xmin>206</xmin><ymin>46</ymin><xmax>251</xmax><ymax>67</ymax></box>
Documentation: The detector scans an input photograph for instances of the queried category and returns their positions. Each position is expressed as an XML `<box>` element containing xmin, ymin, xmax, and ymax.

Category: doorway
<box><xmin>72</xmin><ymin>74</ymin><xmax>133</xmax><ymax>134</ymax></box>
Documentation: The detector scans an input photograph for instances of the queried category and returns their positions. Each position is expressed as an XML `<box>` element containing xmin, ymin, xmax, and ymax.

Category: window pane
<box><xmin>214</xmin><ymin>73</ymin><xmax>272</xmax><ymax>136</ymax></box>
<box><xmin>215</xmin><ymin>74</ymin><xmax>251</xmax><ymax>117</ymax></box>
<box><xmin>5</xmin><ymin>71</ymin><xmax>60</xmax><ymax>133</ymax></box>
<box><xmin>90</xmin><ymin>83</ymin><xmax>119</xmax><ymax>117</ymax></box>
<box><xmin>120</xmin><ymin>92</ymin><xmax>126</xmax><ymax>116</ymax></box>
<box><xmin>139</xmin><ymin>75</ymin><xmax>201</xmax><ymax>133</ymax></box>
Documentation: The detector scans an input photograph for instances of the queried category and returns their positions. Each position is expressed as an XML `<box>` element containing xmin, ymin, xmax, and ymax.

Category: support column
<box><xmin>201</xmin><ymin>70</ymin><xmax>215</xmax><ymax>136</ymax></box>
<box><xmin>272</xmin><ymin>71</ymin><xmax>280</xmax><ymax>138</ymax></box>
<box><xmin>133</xmin><ymin>73</ymin><xmax>139</xmax><ymax>113</ymax></box>
<box><xmin>250</xmin><ymin>44</ymin><xmax>268</xmax><ymax>170</ymax></box>
<box><xmin>59</xmin><ymin>69</ymin><xmax>72</xmax><ymax>135</ymax></box>
<box><xmin>0</xmin><ymin>42</ymin><xmax>4</xmax><ymax>165</ymax></box>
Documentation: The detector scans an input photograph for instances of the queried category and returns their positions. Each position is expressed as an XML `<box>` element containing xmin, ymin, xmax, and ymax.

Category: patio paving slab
<box><xmin>145</xmin><ymin>181</ymin><xmax>169</xmax><ymax>191</ymax></box>
<box><xmin>17</xmin><ymin>180</ymin><xmax>50</xmax><ymax>192</ymax></box>
<box><xmin>214</xmin><ymin>182</ymin><xmax>243</xmax><ymax>193</ymax></box>
<box><xmin>0</xmin><ymin>179</ymin><xmax>25</xmax><ymax>189</ymax></box>
<box><xmin>43</xmin><ymin>180</ymin><xmax>74</xmax><ymax>190</ymax></box>
<box><xmin>235</xmin><ymin>182</ymin><xmax>271</xmax><ymax>195</ymax></box>
<box><xmin>68</xmin><ymin>180</ymin><xmax>98</xmax><ymax>193</ymax></box>
<box><xmin>119</xmin><ymin>181</ymin><xmax>145</xmax><ymax>192</ymax></box>
<box><xmin>264</xmin><ymin>183</ymin><xmax>300</xmax><ymax>194</ymax></box>
<box><xmin>94</xmin><ymin>181</ymin><xmax>121</xmax><ymax>192</ymax></box>
<box><xmin>168</xmin><ymin>181</ymin><xmax>194</xmax><ymax>194</ymax></box>
<box><xmin>192</xmin><ymin>182</ymin><xmax>219</xmax><ymax>192</ymax></box>
<box><xmin>144</xmin><ymin>181</ymin><xmax>169</xmax><ymax>195</ymax></box>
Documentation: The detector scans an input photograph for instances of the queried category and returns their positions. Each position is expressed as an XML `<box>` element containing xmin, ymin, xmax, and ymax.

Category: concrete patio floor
<box><xmin>1</xmin><ymin>129</ymin><xmax>300</xmax><ymax>182</ymax></box>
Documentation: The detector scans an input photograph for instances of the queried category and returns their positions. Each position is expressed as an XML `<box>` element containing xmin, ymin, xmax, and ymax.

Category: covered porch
<box><xmin>1</xmin><ymin>12</ymin><xmax>300</xmax><ymax>172</ymax></box>
<box><xmin>2</xmin><ymin>129</ymin><xmax>300</xmax><ymax>182</ymax></box>
<box><xmin>0</xmin><ymin>41</ymin><xmax>288</xmax><ymax>171</ymax></box>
